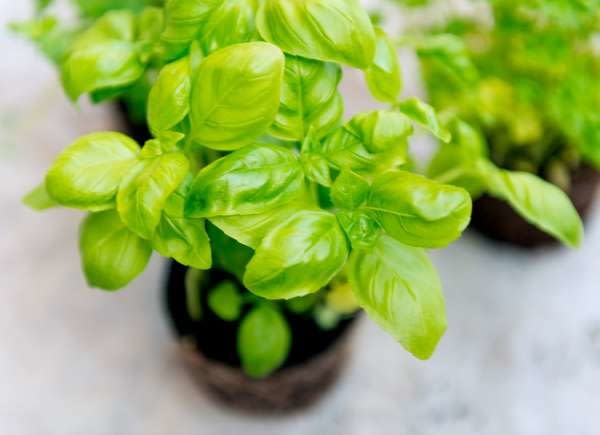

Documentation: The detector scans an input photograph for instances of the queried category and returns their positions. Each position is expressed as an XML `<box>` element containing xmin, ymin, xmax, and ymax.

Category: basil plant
<box><xmin>22</xmin><ymin>0</ymin><xmax>473</xmax><ymax>377</ymax></box>
<box><xmin>383</xmin><ymin>0</ymin><xmax>595</xmax><ymax>247</ymax></box>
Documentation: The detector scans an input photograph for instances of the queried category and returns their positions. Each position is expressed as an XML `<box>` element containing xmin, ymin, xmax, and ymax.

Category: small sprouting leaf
<box><xmin>349</xmin><ymin>235</ymin><xmax>447</xmax><ymax>360</ymax></box>
<box><xmin>330</xmin><ymin>170</ymin><xmax>370</xmax><ymax>210</ymax></box>
<box><xmin>396</xmin><ymin>97</ymin><xmax>451</xmax><ymax>143</ymax></box>
<box><xmin>237</xmin><ymin>304</ymin><xmax>291</xmax><ymax>378</ymax></box>
<box><xmin>117</xmin><ymin>152</ymin><xmax>190</xmax><ymax>240</ymax></box>
<box><xmin>367</xmin><ymin>170</ymin><xmax>472</xmax><ymax>248</ymax></box>
<box><xmin>244</xmin><ymin>211</ymin><xmax>348</xmax><ymax>299</ymax></box>
<box><xmin>45</xmin><ymin>132</ymin><xmax>140</xmax><ymax>210</ymax></box>
<box><xmin>365</xmin><ymin>27</ymin><xmax>402</xmax><ymax>103</ymax></box>
<box><xmin>257</xmin><ymin>0</ymin><xmax>376</xmax><ymax>68</ymax></box>
<box><xmin>189</xmin><ymin>42</ymin><xmax>285</xmax><ymax>150</ymax></box>
<box><xmin>80</xmin><ymin>210</ymin><xmax>152</xmax><ymax>291</ymax></box>
<box><xmin>208</xmin><ymin>280</ymin><xmax>243</xmax><ymax>321</ymax></box>
<box><xmin>22</xmin><ymin>182</ymin><xmax>57</xmax><ymax>211</ymax></box>
<box><xmin>185</xmin><ymin>144</ymin><xmax>305</xmax><ymax>219</ymax></box>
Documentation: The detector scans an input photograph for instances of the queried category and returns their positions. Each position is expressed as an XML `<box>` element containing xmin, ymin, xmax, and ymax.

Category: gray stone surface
<box><xmin>2</xmin><ymin>2</ymin><xmax>600</xmax><ymax>435</ymax></box>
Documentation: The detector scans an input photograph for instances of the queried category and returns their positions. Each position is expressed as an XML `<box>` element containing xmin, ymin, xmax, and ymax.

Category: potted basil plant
<box><xmin>386</xmin><ymin>0</ymin><xmax>594</xmax><ymax>248</ymax></box>
<box><xmin>21</xmin><ymin>0</ymin><xmax>473</xmax><ymax>412</ymax></box>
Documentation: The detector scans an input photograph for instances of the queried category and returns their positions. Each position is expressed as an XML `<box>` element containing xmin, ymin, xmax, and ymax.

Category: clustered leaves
<box><xmin>385</xmin><ymin>0</ymin><xmax>588</xmax><ymax>247</ymax></box>
<box><xmin>23</xmin><ymin>0</ymin><xmax>476</xmax><ymax>376</ymax></box>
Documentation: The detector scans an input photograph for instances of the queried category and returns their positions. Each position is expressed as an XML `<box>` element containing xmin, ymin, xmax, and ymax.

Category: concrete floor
<box><xmin>2</xmin><ymin>2</ymin><xmax>600</xmax><ymax>434</ymax></box>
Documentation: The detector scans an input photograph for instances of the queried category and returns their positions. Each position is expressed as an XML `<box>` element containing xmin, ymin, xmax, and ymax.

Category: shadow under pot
<box><xmin>164</xmin><ymin>262</ymin><xmax>358</xmax><ymax>414</ymax></box>
<box><xmin>471</xmin><ymin>164</ymin><xmax>600</xmax><ymax>248</ymax></box>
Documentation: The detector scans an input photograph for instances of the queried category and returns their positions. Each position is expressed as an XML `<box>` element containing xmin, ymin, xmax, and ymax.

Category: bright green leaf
<box><xmin>189</xmin><ymin>42</ymin><xmax>285</xmax><ymax>150</ymax></box>
<box><xmin>185</xmin><ymin>144</ymin><xmax>305</xmax><ymax>219</ymax></box>
<box><xmin>244</xmin><ymin>211</ymin><xmax>348</xmax><ymax>300</ymax></box>
<box><xmin>477</xmin><ymin>160</ymin><xmax>584</xmax><ymax>247</ymax></box>
<box><xmin>46</xmin><ymin>132</ymin><xmax>140</xmax><ymax>210</ymax></box>
<box><xmin>367</xmin><ymin>170</ymin><xmax>472</xmax><ymax>248</ymax></box>
<box><xmin>365</xmin><ymin>27</ymin><xmax>402</xmax><ymax>103</ymax></box>
<box><xmin>257</xmin><ymin>0</ymin><xmax>376</xmax><ymax>69</ymax></box>
<box><xmin>349</xmin><ymin>235</ymin><xmax>446</xmax><ymax>360</ymax></box>
<box><xmin>396</xmin><ymin>98</ymin><xmax>451</xmax><ymax>143</ymax></box>
<box><xmin>147</xmin><ymin>57</ymin><xmax>191</xmax><ymax>134</ymax></box>
<box><xmin>22</xmin><ymin>182</ymin><xmax>57</xmax><ymax>211</ymax></box>
<box><xmin>80</xmin><ymin>210</ymin><xmax>152</xmax><ymax>290</ymax></box>
<box><xmin>208</xmin><ymin>280</ymin><xmax>242</xmax><ymax>321</ymax></box>
<box><xmin>117</xmin><ymin>152</ymin><xmax>190</xmax><ymax>239</ymax></box>
<box><xmin>237</xmin><ymin>304</ymin><xmax>291</xmax><ymax>378</ymax></box>
<box><xmin>270</xmin><ymin>55</ymin><xmax>343</xmax><ymax>141</ymax></box>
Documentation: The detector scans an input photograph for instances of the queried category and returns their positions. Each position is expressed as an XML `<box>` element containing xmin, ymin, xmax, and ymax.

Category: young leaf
<box><xmin>209</xmin><ymin>203</ymin><xmax>310</xmax><ymax>249</ymax></box>
<box><xmin>237</xmin><ymin>304</ymin><xmax>291</xmax><ymax>378</ymax></box>
<box><xmin>61</xmin><ymin>11</ymin><xmax>146</xmax><ymax>101</ymax></box>
<box><xmin>22</xmin><ymin>182</ymin><xmax>57</xmax><ymax>211</ymax></box>
<box><xmin>199</xmin><ymin>0</ymin><xmax>259</xmax><ymax>51</ymax></box>
<box><xmin>80</xmin><ymin>210</ymin><xmax>152</xmax><ymax>291</ymax></box>
<box><xmin>330</xmin><ymin>170</ymin><xmax>370</xmax><ymax>210</ymax></box>
<box><xmin>315</xmin><ymin>110</ymin><xmax>412</xmax><ymax>172</ymax></box>
<box><xmin>189</xmin><ymin>42</ymin><xmax>285</xmax><ymax>150</ymax></box>
<box><xmin>153</xmin><ymin>177</ymin><xmax>212</xmax><ymax>270</ymax></box>
<box><xmin>244</xmin><ymin>211</ymin><xmax>348</xmax><ymax>300</ymax></box>
<box><xmin>117</xmin><ymin>152</ymin><xmax>190</xmax><ymax>240</ymax></box>
<box><xmin>257</xmin><ymin>0</ymin><xmax>376</xmax><ymax>69</ymax></box>
<box><xmin>147</xmin><ymin>57</ymin><xmax>191</xmax><ymax>134</ymax></box>
<box><xmin>270</xmin><ymin>55</ymin><xmax>343</xmax><ymax>141</ymax></box>
<box><xmin>337</xmin><ymin>210</ymin><xmax>381</xmax><ymax>250</ymax></box>
<box><xmin>349</xmin><ymin>235</ymin><xmax>447</xmax><ymax>360</ymax></box>
<box><xmin>185</xmin><ymin>144</ymin><xmax>305</xmax><ymax>218</ymax></box>
<box><xmin>365</xmin><ymin>27</ymin><xmax>402</xmax><ymax>103</ymax></box>
<box><xmin>367</xmin><ymin>170</ymin><xmax>472</xmax><ymax>248</ymax></box>
<box><xmin>477</xmin><ymin>161</ymin><xmax>584</xmax><ymax>247</ymax></box>
<box><xmin>208</xmin><ymin>280</ymin><xmax>243</xmax><ymax>321</ymax></box>
<box><xmin>162</xmin><ymin>0</ymin><xmax>221</xmax><ymax>45</ymax></box>
<box><xmin>396</xmin><ymin>98</ymin><xmax>451</xmax><ymax>143</ymax></box>
<box><xmin>46</xmin><ymin>132</ymin><xmax>140</xmax><ymax>210</ymax></box>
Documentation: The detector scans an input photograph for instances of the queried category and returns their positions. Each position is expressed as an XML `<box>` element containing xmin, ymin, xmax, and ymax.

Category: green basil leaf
<box><xmin>300</xmin><ymin>152</ymin><xmax>332</xmax><ymax>187</ymax></box>
<box><xmin>270</xmin><ymin>55</ymin><xmax>343</xmax><ymax>141</ymax></box>
<box><xmin>396</xmin><ymin>98</ymin><xmax>451</xmax><ymax>143</ymax></box>
<box><xmin>46</xmin><ymin>132</ymin><xmax>140</xmax><ymax>210</ymax></box>
<box><xmin>330</xmin><ymin>170</ymin><xmax>370</xmax><ymax>210</ymax></box>
<box><xmin>117</xmin><ymin>152</ymin><xmax>190</xmax><ymax>239</ymax></box>
<box><xmin>61</xmin><ymin>11</ymin><xmax>146</xmax><ymax>101</ymax></box>
<box><xmin>22</xmin><ymin>182</ymin><xmax>57</xmax><ymax>211</ymax></box>
<box><xmin>477</xmin><ymin>161</ymin><xmax>584</xmax><ymax>248</ymax></box>
<box><xmin>10</xmin><ymin>16</ymin><xmax>77</xmax><ymax>65</ymax></box>
<box><xmin>137</xmin><ymin>6</ymin><xmax>165</xmax><ymax>43</ymax></box>
<box><xmin>365</xmin><ymin>27</ymin><xmax>402</xmax><ymax>103</ymax></box>
<box><xmin>185</xmin><ymin>144</ymin><xmax>305</xmax><ymax>218</ymax></box>
<box><xmin>189</xmin><ymin>42</ymin><xmax>285</xmax><ymax>150</ymax></box>
<box><xmin>209</xmin><ymin>200</ymin><xmax>312</xmax><ymax>249</ymax></box>
<box><xmin>337</xmin><ymin>210</ymin><xmax>381</xmax><ymax>249</ymax></box>
<box><xmin>257</xmin><ymin>0</ymin><xmax>376</xmax><ymax>69</ymax></box>
<box><xmin>208</xmin><ymin>280</ymin><xmax>243</xmax><ymax>321</ymax></box>
<box><xmin>153</xmin><ymin>176</ymin><xmax>212</xmax><ymax>270</ymax></box>
<box><xmin>237</xmin><ymin>304</ymin><xmax>291</xmax><ymax>378</ymax></box>
<box><xmin>161</xmin><ymin>0</ymin><xmax>221</xmax><ymax>45</ymax></box>
<box><xmin>316</xmin><ymin>110</ymin><xmax>412</xmax><ymax>172</ymax></box>
<box><xmin>367</xmin><ymin>170</ymin><xmax>472</xmax><ymax>248</ymax></box>
<box><xmin>199</xmin><ymin>0</ymin><xmax>259</xmax><ymax>52</ymax></box>
<box><xmin>80</xmin><ymin>210</ymin><xmax>152</xmax><ymax>291</ymax></box>
<box><xmin>147</xmin><ymin>57</ymin><xmax>191</xmax><ymax>135</ymax></box>
<box><xmin>349</xmin><ymin>235</ymin><xmax>446</xmax><ymax>360</ymax></box>
<box><xmin>244</xmin><ymin>211</ymin><xmax>348</xmax><ymax>299</ymax></box>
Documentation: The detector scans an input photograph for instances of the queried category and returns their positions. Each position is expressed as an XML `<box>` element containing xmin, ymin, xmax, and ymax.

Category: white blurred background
<box><xmin>1</xmin><ymin>1</ymin><xmax>600</xmax><ymax>434</ymax></box>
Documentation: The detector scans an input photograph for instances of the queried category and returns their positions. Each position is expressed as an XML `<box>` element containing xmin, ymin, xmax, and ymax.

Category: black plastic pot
<box><xmin>471</xmin><ymin>164</ymin><xmax>600</xmax><ymax>248</ymax></box>
<box><xmin>164</xmin><ymin>262</ymin><xmax>357</xmax><ymax>413</ymax></box>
